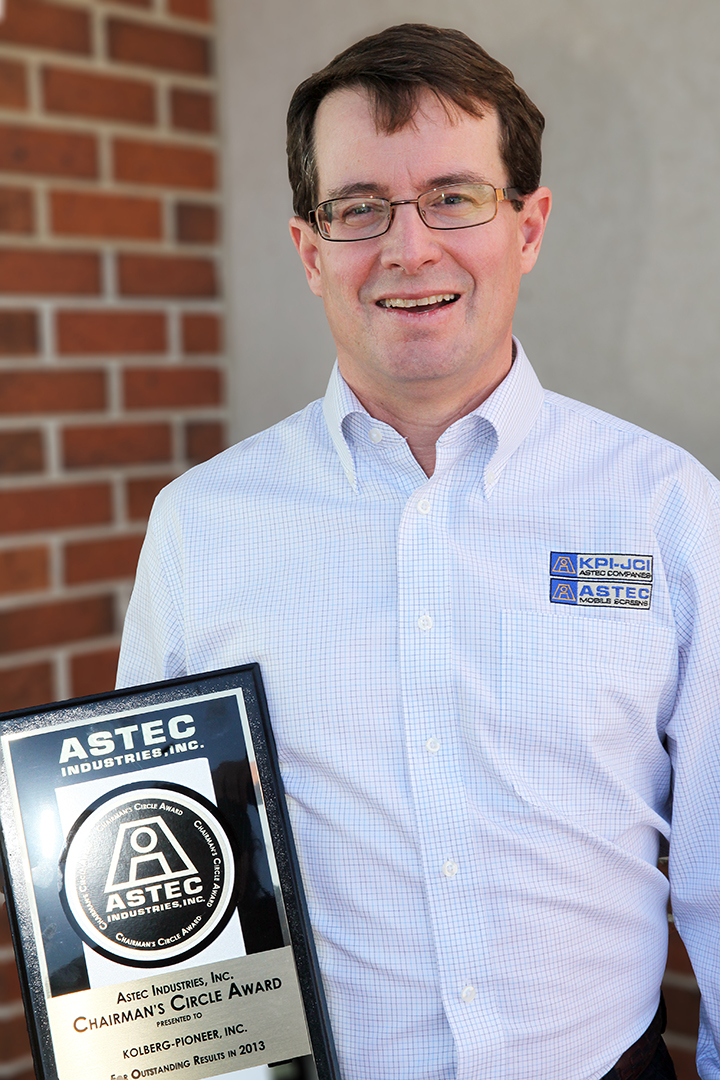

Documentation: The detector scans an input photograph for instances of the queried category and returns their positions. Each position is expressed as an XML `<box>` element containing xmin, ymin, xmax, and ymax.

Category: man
<box><xmin>118</xmin><ymin>24</ymin><xmax>720</xmax><ymax>1080</ymax></box>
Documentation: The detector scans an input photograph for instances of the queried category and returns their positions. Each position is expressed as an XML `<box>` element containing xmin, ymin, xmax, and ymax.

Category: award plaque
<box><xmin>0</xmin><ymin>666</ymin><xmax>341</xmax><ymax>1080</ymax></box>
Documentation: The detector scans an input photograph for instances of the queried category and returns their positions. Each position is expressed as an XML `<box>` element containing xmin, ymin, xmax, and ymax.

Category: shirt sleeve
<box><xmin>665</xmin><ymin>483</ymin><xmax>720</xmax><ymax>1079</ymax></box>
<box><xmin>116</xmin><ymin>489</ymin><xmax>188</xmax><ymax>688</ymax></box>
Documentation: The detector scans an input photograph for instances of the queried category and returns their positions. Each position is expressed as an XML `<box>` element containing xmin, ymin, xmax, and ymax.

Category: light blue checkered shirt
<box><xmin>118</xmin><ymin>341</ymin><xmax>720</xmax><ymax>1080</ymax></box>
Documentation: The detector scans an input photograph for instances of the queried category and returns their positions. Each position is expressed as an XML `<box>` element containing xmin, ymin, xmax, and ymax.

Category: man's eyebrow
<box><xmin>323</xmin><ymin>182</ymin><xmax>384</xmax><ymax>201</ymax></box>
<box><xmin>322</xmin><ymin>173</ymin><xmax>492</xmax><ymax>202</ymax></box>
<box><xmin>425</xmin><ymin>172</ymin><xmax>490</xmax><ymax>188</ymax></box>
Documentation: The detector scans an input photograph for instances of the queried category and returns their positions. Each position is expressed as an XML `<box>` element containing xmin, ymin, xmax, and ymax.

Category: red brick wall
<box><xmin>0</xmin><ymin>1</ymin><xmax>225</xmax><ymax>1073</ymax></box>
<box><xmin>0</xmin><ymin>0</ymin><xmax>224</xmax><ymax>717</ymax></box>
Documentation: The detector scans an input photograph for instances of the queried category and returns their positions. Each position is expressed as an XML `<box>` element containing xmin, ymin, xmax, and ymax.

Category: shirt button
<box><xmin>369</xmin><ymin>428</ymin><xmax>383</xmax><ymax>444</ymax></box>
<box><xmin>417</xmin><ymin>498</ymin><xmax>431</xmax><ymax>514</ymax></box>
<box><xmin>461</xmin><ymin>985</ymin><xmax>476</xmax><ymax>1003</ymax></box>
<box><xmin>442</xmin><ymin>860</ymin><xmax>458</xmax><ymax>878</ymax></box>
<box><xmin>486</xmin><ymin>467</ymin><xmax>497</xmax><ymax>485</ymax></box>
<box><xmin>417</xmin><ymin>614</ymin><xmax>433</xmax><ymax>631</ymax></box>
<box><xmin>425</xmin><ymin>737</ymin><xmax>440</xmax><ymax>753</ymax></box>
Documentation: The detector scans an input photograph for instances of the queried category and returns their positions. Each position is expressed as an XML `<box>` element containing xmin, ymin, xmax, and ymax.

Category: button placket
<box><xmin>398</xmin><ymin>476</ymin><xmax>490</xmax><ymax>1033</ymax></box>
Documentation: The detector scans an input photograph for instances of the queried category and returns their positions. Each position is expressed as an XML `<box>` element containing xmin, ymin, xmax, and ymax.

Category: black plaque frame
<box><xmin>0</xmin><ymin>666</ymin><xmax>341</xmax><ymax>1080</ymax></box>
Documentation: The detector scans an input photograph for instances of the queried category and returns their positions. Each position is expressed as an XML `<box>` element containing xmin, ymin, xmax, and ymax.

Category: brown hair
<box><xmin>287</xmin><ymin>23</ymin><xmax>545</xmax><ymax>221</ymax></box>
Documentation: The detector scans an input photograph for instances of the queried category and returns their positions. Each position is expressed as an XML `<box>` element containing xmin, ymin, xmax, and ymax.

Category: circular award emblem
<box><xmin>60</xmin><ymin>782</ymin><xmax>236</xmax><ymax>967</ymax></box>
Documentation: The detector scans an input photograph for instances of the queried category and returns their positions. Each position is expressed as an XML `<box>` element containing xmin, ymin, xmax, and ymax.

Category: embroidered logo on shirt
<box><xmin>549</xmin><ymin>552</ymin><xmax>653</xmax><ymax>609</ymax></box>
<box><xmin>550</xmin><ymin>578</ymin><xmax>652</xmax><ymax>609</ymax></box>
<box><xmin>550</xmin><ymin>552</ymin><xmax>653</xmax><ymax>582</ymax></box>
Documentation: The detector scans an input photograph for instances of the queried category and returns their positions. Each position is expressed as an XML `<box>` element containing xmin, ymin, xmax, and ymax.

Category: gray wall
<box><xmin>218</xmin><ymin>0</ymin><xmax>720</xmax><ymax>476</ymax></box>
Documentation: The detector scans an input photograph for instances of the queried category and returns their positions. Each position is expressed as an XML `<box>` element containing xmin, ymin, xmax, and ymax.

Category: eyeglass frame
<box><xmin>308</xmin><ymin>183</ymin><xmax>522</xmax><ymax>242</ymax></box>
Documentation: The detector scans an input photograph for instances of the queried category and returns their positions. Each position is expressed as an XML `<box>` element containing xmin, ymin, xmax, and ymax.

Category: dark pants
<box><xmin>602</xmin><ymin>1039</ymin><xmax>678</xmax><ymax>1080</ymax></box>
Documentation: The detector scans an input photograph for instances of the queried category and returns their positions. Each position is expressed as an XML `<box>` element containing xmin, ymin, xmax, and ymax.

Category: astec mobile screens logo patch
<box><xmin>60</xmin><ymin>782</ymin><xmax>236</xmax><ymax>967</ymax></box>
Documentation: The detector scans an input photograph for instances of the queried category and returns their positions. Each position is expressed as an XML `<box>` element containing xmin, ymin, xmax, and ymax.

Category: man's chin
<box><xmin>370</xmin><ymin>353</ymin><xmax>473</xmax><ymax>386</ymax></box>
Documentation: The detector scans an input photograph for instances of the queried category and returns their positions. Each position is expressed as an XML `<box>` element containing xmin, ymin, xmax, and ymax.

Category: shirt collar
<box><xmin>321</xmin><ymin>362</ymin><xmax>365</xmax><ymax>491</ymax></box>
<box><xmin>322</xmin><ymin>338</ymin><xmax>545</xmax><ymax>493</ymax></box>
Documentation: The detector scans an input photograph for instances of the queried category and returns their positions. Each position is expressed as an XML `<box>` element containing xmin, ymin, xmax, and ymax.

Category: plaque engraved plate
<box><xmin>0</xmin><ymin>666</ymin><xmax>340</xmax><ymax>1080</ymax></box>
<box><xmin>47</xmin><ymin>948</ymin><xmax>309</xmax><ymax>1079</ymax></box>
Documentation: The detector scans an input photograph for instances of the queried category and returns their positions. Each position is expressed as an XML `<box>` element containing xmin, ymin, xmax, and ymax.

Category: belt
<box><xmin>601</xmin><ymin>996</ymin><xmax>666</xmax><ymax>1080</ymax></box>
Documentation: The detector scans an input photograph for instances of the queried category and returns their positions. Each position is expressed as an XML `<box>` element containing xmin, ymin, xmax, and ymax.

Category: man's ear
<box><xmin>518</xmin><ymin>186</ymin><xmax>552</xmax><ymax>275</ymax></box>
<box><xmin>289</xmin><ymin>217</ymin><xmax>324</xmax><ymax>297</ymax></box>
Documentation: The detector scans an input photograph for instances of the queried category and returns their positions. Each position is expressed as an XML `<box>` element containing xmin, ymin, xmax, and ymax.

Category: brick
<box><xmin>182</xmin><ymin>312</ymin><xmax>220</xmax><ymax>353</ymax></box>
<box><xmin>663</xmin><ymin>983</ymin><xmax>700</xmax><ymax>1039</ymax></box>
<box><xmin>126</xmin><ymin>474</ymin><xmax>174</xmax><ymax>520</ymax></box>
<box><xmin>0</xmin><ymin>123</ymin><xmax>97</xmax><ymax>179</ymax></box>
<box><xmin>124</xmin><ymin>366</ymin><xmax>221</xmax><ymax>408</ymax></box>
<box><xmin>169</xmin><ymin>0</ymin><xmax>212</xmax><ymax>20</ymax></box>
<box><xmin>63</xmin><ymin>422</ymin><xmax>172</xmax><ymax>467</ymax></box>
<box><xmin>57</xmin><ymin>310</ymin><xmax>166</xmax><ymax>355</ymax></box>
<box><xmin>0</xmin><ymin>483</ymin><xmax>112</xmax><ymax>534</ymax></box>
<box><xmin>664</xmin><ymin>1044</ymin><xmax>699</xmax><ymax>1080</ymax></box>
<box><xmin>170</xmin><ymin>87</ymin><xmax>214</xmax><ymax>132</ymax></box>
<box><xmin>0</xmin><ymin>977</ymin><xmax>21</xmax><ymax>1009</ymax></box>
<box><xmin>0</xmin><ymin>186</ymin><xmax>34</xmax><ymax>234</ymax></box>
<box><xmin>113</xmin><ymin>138</ymin><xmax>215</xmax><ymax>190</ymax></box>
<box><xmin>0</xmin><ymin>1</ymin><xmax>91</xmax><ymax>55</ymax></box>
<box><xmin>0</xmin><ymin>1017</ymin><xmax>32</xmax><ymax>1058</ymax></box>
<box><xmin>186</xmin><ymin>420</ymin><xmax>223</xmax><ymax>463</ymax></box>
<box><xmin>42</xmin><ymin>66</ymin><xmax>156</xmax><ymax>126</ymax></box>
<box><xmin>175</xmin><ymin>201</ymin><xmax>217</xmax><ymax>243</ymax></box>
<box><xmin>0</xmin><ymin>951</ymin><xmax>23</xmax><ymax>999</ymax></box>
<box><xmin>0</xmin><ymin>249</ymin><xmax>100</xmax><ymax>294</ymax></box>
<box><xmin>0</xmin><ymin>310</ymin><xmax>38</xmax><ymax>354</ymax></box>
<box><xmin>0</xmin><ymin>430</ymin><xmax>44</xmax><ymax>474</ymax></box>
<box><xmin>71</xmin><ymin>646</ymin><xmax>121</xmax><ymax>698</ymax></box>
<box><xmin>118</xmin><ymin>253</ymin><xmax>216</xmax><ymax>297</ymax></box>
<box><xmin>51</xmin><ymin>190</ymin><xmax>162</xmax><ymax>240</ymax></box>
<box><xmin>0</xmin><ymin>906</ymin><xmax>12</xmax><ymax>944</ymax></box>
<box><xmin>0</xmin><ymin>370</ymin><xmax>105</xmax><ymax>414</ymax></box>
<box><xmin>667</xmin><ymin>925</ymin><xmax>696</xmax><ymax>978</ymax></box>
<box><xmin>107</xmin><ymin>18</ymin><xmax>211</xmax><ymax>75</ymax></box>
<box><xmin>65</xmin><ymin>535</ymin><xmax>144</xmax><ymax>584</ymax></box>
<box><xmin>0</xmin><ymin>546</ymin><xmax>48</xmax><ymax>594</ymax></box>
<box><xmin>0</xmin><ymin>971</ymin><xmax>21</xmax><ymax>1005</ymax></box>
<box><xmin>0</xmin><ymin>596</ymin><xmax>114</xmax><ymax>654</ymax></box>
<box><xmin>0</xmin><ymin>58</ymin><xmax>27</xmax><ymax>109</ymax></box>
<box><xmin>0</xmin><ymin>955</ymin><xmax>23</xmax><ymax>1000</ymax></box>
<box><xmin>0</xmin><ymin>661</ymin><xmax>54</xmax><ymax>711</ymax></box>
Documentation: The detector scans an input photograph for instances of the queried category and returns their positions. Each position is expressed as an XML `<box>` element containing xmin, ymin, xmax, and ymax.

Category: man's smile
<box><xmin>376</xmin><ymin>292</ymin><xmax>460</xmax><ymax>311</ymax></box>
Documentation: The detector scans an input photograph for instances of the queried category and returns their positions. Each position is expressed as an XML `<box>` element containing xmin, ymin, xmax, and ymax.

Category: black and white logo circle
<box><xmin>60</xmin><ymin>782</ymin><xmax>236</xmax><ymax>967</ymax></box>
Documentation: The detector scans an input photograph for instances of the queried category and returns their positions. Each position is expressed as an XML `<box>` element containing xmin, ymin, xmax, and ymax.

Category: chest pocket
<box><xmin>499</xmin><ymin>610</ymin><xmax>676</xmax><ymax>833</ymax></box>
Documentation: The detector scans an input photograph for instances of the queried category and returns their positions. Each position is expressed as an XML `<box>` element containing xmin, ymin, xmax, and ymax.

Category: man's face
<box><xmin>290</xmin><ymin>87</ymin><xmax>550</xmax><ymax>408</ymax></box>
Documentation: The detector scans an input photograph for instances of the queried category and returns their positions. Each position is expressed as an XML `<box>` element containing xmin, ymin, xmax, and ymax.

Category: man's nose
<box><xmin>378</xmin><ymin>202</ymin><xmax>443</xmax><ymax>274</ymax></box>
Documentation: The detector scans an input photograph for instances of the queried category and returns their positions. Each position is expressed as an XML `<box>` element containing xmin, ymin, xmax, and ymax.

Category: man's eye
<box><xmin>430</xmin><ymin>191</ymin><xmax>483</xmax><ymax>211</ymax></box>
<box><xmin>343</xmin><ymin>203</ymin><xmax>378</xmax><ymax>220</ymax></box>
<box><xmin>438</xmin><ymin>194</ymin><xmax>470</xmax><ymax>206</ymax></box>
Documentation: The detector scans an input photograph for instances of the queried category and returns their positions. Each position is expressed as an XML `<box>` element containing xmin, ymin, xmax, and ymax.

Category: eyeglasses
<box><xmin>309</xmin><ymin>183</ymin><xmax>521</xmax><ymax>242</ymax></box>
